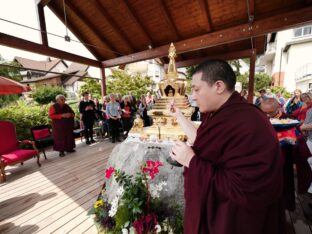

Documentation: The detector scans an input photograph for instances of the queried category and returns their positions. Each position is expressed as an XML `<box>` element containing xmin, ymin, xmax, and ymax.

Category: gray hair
<box><xmin>261</xmin><ymin>97</ymin><xmax>279</xmax><ymax>109</ymax></box>
<box><xmin>301</xmin><ymin>92</ymin><xmax>312</xmax><ymax>100</ymax></box>
<box><xmin>55</xmin><ymin>94</ymin><xmax>66</xmax><ymax>101</ymax></box>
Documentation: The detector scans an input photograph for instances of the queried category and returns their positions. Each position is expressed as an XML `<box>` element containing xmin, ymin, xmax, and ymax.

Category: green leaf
<box><xmin>87</xmin><ymin>207</ymin><xmax>96</xmax><ymax>215</ymax></box>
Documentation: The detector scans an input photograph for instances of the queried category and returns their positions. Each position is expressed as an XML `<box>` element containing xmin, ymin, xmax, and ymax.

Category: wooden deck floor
<box><xmin>286</xmin><ymin>192</ymin><xmax>312</xmax><ymax>234</ymax></box>
<box><xmin>0</xmin><ymin>138</ymin><xmax>115</xmax><ymax>234</ymax></box>
<box><xmin>1</xmin><ymin>138</ymin><xmax>312</xmax><ymax>233</ymax></box>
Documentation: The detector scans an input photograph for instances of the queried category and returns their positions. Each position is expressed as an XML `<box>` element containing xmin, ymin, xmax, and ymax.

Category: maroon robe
<box><xmin>49</xmin><ymin>103</ymin><xmax>75</xmax><ymax>152</ymax></box>
<box><xmin>184</xmin><ymin>91</ymin><xmax>285</xmax><ymax>234</ymax></box>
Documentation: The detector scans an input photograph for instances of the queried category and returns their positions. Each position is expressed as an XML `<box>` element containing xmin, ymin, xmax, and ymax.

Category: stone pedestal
<box><xmin>105</xmin><ymin>140</ymin><xmax>185</xmax><ymax>210</ymax></box>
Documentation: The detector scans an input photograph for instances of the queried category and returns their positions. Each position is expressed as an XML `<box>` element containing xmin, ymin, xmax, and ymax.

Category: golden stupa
<box><xmin>129</xmin><ymin>43</ymin><xmax>194</xmax><ymax>140</ymax></box>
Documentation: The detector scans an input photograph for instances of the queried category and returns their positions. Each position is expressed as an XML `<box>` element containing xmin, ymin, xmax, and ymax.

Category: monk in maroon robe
<box><xmin>170</xmin><ymin>60</ymin><xmax>285</xmax><ymax>234</ymax></box>
<box><xmin>48</xmin><ymin>95</ymin><xmax>75</xmax><ymax>157</ymax></box>
<box><xmin>260</xmin><ymin>98</ymin><xmax>294</xmax><ymax>119</ymax></box>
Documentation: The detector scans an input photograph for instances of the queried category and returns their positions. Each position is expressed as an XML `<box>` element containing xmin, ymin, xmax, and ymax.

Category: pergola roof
<box><xmin>0</xmin><ymin>1</ymin><xmax>311</xmax><ymax>69</ymax></box>
<box><xmin>42</xmin><ymin>0</ymin><xmax>312</xmax><ymax>67</ymax></box>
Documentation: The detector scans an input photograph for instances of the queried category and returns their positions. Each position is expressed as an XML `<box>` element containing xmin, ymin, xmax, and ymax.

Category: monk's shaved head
<box><xmin>260</xmin><ymin>98</ymin><xmax>280</xmax><ymax>117</ymax></box>
<box><xmin>261</xmin><ymin>98</ymin><xmax>279</xmax><ymax>109</ymax></box>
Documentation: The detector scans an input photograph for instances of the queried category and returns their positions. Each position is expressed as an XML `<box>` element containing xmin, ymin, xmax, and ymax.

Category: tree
<box><xmin>32</xmin><ymin>86</ymin><xmax>67</xmax><ymax>105</ymax></box>
<box><xmin>0</xmin><ymin>55</ymin><xmax>23</xmax><ymax>106</ymax></box>
<box><xmin>0</xmin><ymin>54</ymin><xmax>22</xmax><ymax>81</ymax></box>
<box><xmin>271</xmin><ymin>86</ymin><xmax>291</xmax><ymax>99</ymax></box>
<box><xmin>235</xmin><ymin>72</ymin><xmax>272</xmax><ymax>93</ymax></box>
<box><xmin>185</xmin><ymin>66</ymin><xmax>197</xmax><ymax>80</ymax></box>
<box><xmin>236</xmin><ymin>73</ymin><xmax>249</xmax><ymax>90</ymax></box>
<box><xmin>228</xmin><ymin>60</ymin><xmax>242</xmax><ymax>76</ymax></box>
<box><xmin>254</xmin><ymin>73</ymin><xmax>272</xmax><ymax>91</ymax></box>
<box><xmin>106</xmin><ymin>70</ymin><xmax>153</xmax><ymax>98</ymax></box>
<box><xmin>79</xmin><ymin>78</ymin><xmax>102</xmax><ymax>98</ymax></box>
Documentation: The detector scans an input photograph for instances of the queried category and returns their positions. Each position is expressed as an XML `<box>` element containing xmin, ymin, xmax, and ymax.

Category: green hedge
<box><xmin>32</xmin><ymin>86</ymin><xmax>67</xmax><ymax>105</ymax></box>
<box><xmin>0</xmin><ymin>101</ymin><xmax>50</xmax><ymax>140</ymax></box>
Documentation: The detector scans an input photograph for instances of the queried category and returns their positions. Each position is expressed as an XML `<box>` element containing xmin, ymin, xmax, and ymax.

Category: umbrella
<box><xmin>0</xmin><ymin>76</ymin><xmax>31</xmax><ymax>95</ymax></box>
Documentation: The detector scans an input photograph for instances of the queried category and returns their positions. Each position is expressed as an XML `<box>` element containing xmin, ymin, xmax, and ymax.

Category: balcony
<box><xmin>295</xmin><ymin>63</ymin><xmax>312</xmax><ymax>82</ymax></box>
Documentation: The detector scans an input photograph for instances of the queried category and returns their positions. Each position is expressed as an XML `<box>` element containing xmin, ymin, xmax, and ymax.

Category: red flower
<box><xmin>133</xmin><ymin>213</ymin><xmax>158</xmax><ymax>234</ymax></box>
<box><xmin>143</xmin><ymin>160</ymin><xmax>163</xmax><ymax>180</ymax></box>
<box><xmin>105</xmin><ymin>167</ymin><xmax>115</xmax><ymax>179</ymax></box>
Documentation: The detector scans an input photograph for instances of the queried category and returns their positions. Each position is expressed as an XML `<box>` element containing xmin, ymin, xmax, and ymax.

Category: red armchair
<box><xmin>0</xmin><ymin>121</ymin><xmax>41</xmax><ymax>183</ymax></box>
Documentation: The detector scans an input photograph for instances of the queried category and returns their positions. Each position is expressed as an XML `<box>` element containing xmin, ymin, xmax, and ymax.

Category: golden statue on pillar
<box><xmin>158</xmin><ymin>43</ymin><xmax>187</xmax><ymax>97</ymax></box>
<box><xmin>129</xmin><ymin>43</ymin><xmax>194</xmax><ymax>140</ymax></box>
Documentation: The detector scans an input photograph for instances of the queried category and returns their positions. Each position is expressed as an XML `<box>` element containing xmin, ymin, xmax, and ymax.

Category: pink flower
<box><xmin>105</xmin><ymin>167</ymin><xmax>115</xmax><ymax>179</ymax></box>
<box><xmin>143</xmin><ymin>161</ymin><xmax>163</xmax><ymax>180</ymax></box>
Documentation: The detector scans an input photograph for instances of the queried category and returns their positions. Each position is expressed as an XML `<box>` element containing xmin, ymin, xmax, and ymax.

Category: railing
<box><xmin>295</xmin><ymin>63</ymin><xmax>312</xmax><ymax>81</ymax></box>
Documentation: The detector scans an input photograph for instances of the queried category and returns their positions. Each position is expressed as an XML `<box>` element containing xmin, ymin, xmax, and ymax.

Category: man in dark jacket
<box><xmin>79</xmin><ymin>92</ymin><xmax>96</xmax><ymax>145</ymax></box>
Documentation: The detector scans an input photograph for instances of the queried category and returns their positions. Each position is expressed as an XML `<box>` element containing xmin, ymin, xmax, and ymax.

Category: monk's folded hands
<box><xmin>170</xmin><ymin>141</ymin><xmax>195</xmax><ymax>167</ymax></box>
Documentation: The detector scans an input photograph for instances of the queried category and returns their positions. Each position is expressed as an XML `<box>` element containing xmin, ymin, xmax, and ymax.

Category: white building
<box><xmin>124</xmin><ymin>59</ymin><xmax>186</xmax><ymax>91</ymax></box>
<box><xmin>259</xmin><ymin>24</ymin><xmax>312</xmax><ymax>92</ymax></box>
<box><xmin>125</xmin><ymin>60</ymin><xmax>165</xmax><ymax>83</ymax></box>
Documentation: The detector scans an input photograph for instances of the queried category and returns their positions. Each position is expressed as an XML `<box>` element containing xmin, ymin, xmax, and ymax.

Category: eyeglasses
<box><xmin>266</xmin><ymin>109</ymin><xmax>279</xmax><ymax>118</ymax></box>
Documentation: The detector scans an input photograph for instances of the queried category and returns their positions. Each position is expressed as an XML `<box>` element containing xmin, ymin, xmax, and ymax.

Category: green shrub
<box><xmin>32</xmin><ymin>86</ymin><xmax>67</xmax><ymax>105</ymax></box>
<box><xmin>68</xmin><ymin>101</ymin><xmax>80</xmax><ymax>121</ymax></box>
<box><xmin>271</xmin><ymin>86</ymin><xmax>291</xmax><ymax>99</ymax></box>
<box><xmin>79</xmin><ymin>78</ymin><xmax>101</xmax><ymax>99</ymax></box>
<box><xmin>0</xmin><ymin>101</ymin><xmax>50</xmax><ymax>140</ymax></box>
<box><xmin>107</xmin><ymin>70</ymin><xmax>152</xmax><ymax>97</ymax></box>
<box><xmin>0</xmin><ymin>94</ymin><xmax>20</xmax><ymax>108</ymax></box>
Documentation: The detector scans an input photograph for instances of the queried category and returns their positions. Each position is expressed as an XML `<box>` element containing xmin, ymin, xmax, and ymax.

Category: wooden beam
<box><xmin>305</xmin><ymin>0</ymin><xmax>312</xmax><ymax>4</ymax></box>
<box><xmin>47</xmin><ymin>5</ymin><xmax>104</xmax><ymax>61</ymax></box>
<box><xmin>36</xmin><ymin>4</ymin><xmax>48</xmax><ymax>46</ymax></box>
<box><xmin>102</xmin><ymin>6</ymin><xmax>312</xmax><ymax>67</ymax></box>
<box><xmin>159</xmin><ymin>0</ymin><xmax>180</xmax><ymax>40</ymax></box>
<box><xmin>165</xmin><ymin>49</ymin><xmax>253</xmax><ymax>69</ymax></box>
<box><xmin>100</xmin><ymin>67</ymin><xmax>106</xmax><ymax>97</ymax></box>
<box><xmin>65</xmin><ymin>1</ymin><xmax>119</xmax><ymax>57</ymax></box>
<box><xmin>94</xmin><ymin>0</ymin><xmax>135</xmax><ymax>52</ymax></box>
<box><xmin>0</xmin><ymin>33</ymin><xmax>101</xmax><ymax>68</ymax></box>
<box><xmin>120</xmin><ymin>0</ymin><xmax>154</xmax><ymax>46</ymax></box>
<box><xmin>247</xmin><ymin>0</ymin><xmax>254</xmax><ymax>22</ymax></box>
<box><xmin>197</xmin><ymin>0</ymin><xmax>213</xmax><ymax>32</ymax></box>
<box><xmin>247</xmin><ymin>49</ymin><xmax>256</xmax><ymax>103</ymax></box>
<box><xmin>36</xmin><ymin>0</ymin><xmax>52</xmax><ymax>7</ymax></box>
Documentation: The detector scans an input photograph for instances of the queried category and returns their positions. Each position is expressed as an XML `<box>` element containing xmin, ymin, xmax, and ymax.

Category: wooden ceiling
<box><xmin>38</xmin><ymin>0</ymin><xmax>312</xmax><ymax>67</ymax></box>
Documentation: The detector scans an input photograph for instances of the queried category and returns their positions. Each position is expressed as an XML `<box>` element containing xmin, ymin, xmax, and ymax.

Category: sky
<box><xmin>0</xmin><ymin>0</ymin><xmax>100</xmax><ymax>78</ymax></box>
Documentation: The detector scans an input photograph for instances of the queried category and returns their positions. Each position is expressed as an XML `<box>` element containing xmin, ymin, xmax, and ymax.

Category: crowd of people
<box><xmin>47</xmin><ymin>59</ymin><xmax>312</xmax><ymax>233</ymax></box>
<box><xmin>253</xmin><ymin>88</ymin><xmax>312</xmax><ymax>129</ymax></box>
<box><xmin>48</xmin><ymin>91</ymin><xmax>160</xmax><ymax>157</ymax></box>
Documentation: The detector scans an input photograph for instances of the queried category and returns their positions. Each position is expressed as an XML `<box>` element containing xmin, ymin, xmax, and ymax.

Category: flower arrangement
<box><xmin>88</xmin><ymin>160</ymin><xmax>183</xmax><ymax>234</ymax></box>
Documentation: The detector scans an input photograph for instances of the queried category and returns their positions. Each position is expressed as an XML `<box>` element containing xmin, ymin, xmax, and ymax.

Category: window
<box><xmin>294</xmin><ymin>25</ymin><xmax>312</xmax><ymax>37</ymax></box>
<box><xmin>304</xmin><ymin>26</ymin><xmax>311</xmax><ymax>35</ymax></box>
<box><xmin>294</xmin><ymin>28</ymin><xmax>302</xmax><ymax>37</ymax></box>
<box><xmin>309</xmin><ymin>83</ymin><xmax>312</xmax><ymax>93</ymax></box>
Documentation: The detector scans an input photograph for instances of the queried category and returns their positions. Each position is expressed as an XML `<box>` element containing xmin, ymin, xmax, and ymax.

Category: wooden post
<box><xmin>247</xmin><ymin>49</ymin><xmax>256</xmax><ymax>103</ymax></box>
<box><xmin>37</xmin><ymin>4</ymin><xmax>48</xmax><ymax>46</ymax></box>
<box><xmin>100</xmin><ymin>66</ymin><xmax>106</xmax><ymax>98</ymax></box>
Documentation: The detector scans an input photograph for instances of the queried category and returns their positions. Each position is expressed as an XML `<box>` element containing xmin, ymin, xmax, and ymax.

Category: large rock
<box><xmin>105</xmin><ymin>140</ymin><xmax>185</xmax><ymax>210</ymax></box>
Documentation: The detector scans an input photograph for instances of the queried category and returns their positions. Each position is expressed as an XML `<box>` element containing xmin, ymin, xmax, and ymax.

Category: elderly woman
<box><xmin>48</xmin><ymin>94</ymin><xmax>75</xmax><ymax>157</ymax></box>
<box><xmin>292</xmin><ymin>92</ymin><xmax>312</xmax><ymax>122</ymax></box>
